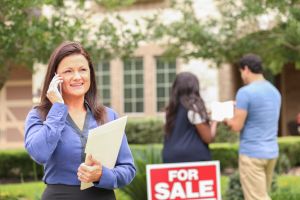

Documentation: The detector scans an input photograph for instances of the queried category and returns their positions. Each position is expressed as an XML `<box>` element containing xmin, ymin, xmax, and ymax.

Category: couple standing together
<box><xmin>163</xmin><ymin>54</ymin><xmax>281</xmax><ymax>200</ymax></box>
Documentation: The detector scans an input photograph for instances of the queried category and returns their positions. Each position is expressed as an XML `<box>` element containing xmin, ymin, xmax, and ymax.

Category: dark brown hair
<box><xmin>239</xmin><ymin>53</ymin><xmax>263</xmax><ymax>74</ymax></box>
<box><xmin>36</xmin><ymin>41</ymin><xmax>106</xmax><ymax>124</ymax></box>
<box><xmin>164</xmin><ymin>72</ymin><xmax>208</xmax><ymax>134</ymax></box>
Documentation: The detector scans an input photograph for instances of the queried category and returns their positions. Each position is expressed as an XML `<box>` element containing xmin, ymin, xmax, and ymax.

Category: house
<box><xmin>0</xmin><ymin>67</ymin><xmax>32</xmax><ymax>149</ymax></box>
<box><xmin>0</xmin><ymin>0</ymin><xmax>299</xmax><ymax>149</ymax></box>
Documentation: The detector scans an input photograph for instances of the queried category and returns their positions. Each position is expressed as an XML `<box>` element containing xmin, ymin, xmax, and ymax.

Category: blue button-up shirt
<box><xmin>25</xmin><ymin>103</ymin><xmax>136</xmax><ymax>189</ymax></box>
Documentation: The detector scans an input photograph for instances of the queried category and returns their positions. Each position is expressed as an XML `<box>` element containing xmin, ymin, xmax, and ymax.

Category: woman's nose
<box><xmin>73</xmin><ymin>71</ymin><xmax>81</xmax><ymax>79</ymax></box>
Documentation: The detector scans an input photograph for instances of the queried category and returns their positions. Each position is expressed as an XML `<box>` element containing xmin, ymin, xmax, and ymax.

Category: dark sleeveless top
<box><xmin>163</xmin><ymin>104</ymin><xmax>211</xmax><ymax>163</ymax></box>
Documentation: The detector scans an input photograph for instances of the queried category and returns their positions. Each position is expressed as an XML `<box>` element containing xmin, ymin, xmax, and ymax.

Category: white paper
<box><xmin>80</xmin><ymin>116</ymin><xmax>128</xmax><ymax>190</ymax></box>
<box><xmin>211</xmin><ymin>101</ymin><xmax>234</xmax><ymax>121</ymax></box>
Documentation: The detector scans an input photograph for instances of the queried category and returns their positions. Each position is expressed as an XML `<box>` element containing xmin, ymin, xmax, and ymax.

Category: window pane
<box><xmin>157</xmin><ymin>73</ymin><xmax>164</xmax><ymax>83</ymax></box>
<box><xmin>125</xmin><ymin>88</ymin><xmax>132</xmax><ymax>98</ymax></box>
<box><xmin>169</xmin><ymin>72</ymin><xmax>176</xmax><ymax>81</ymax></box>
<box><xmin>135</xmin><ymin>59</ymin><xmax>143</xmax><ymax>70</ymax></box>
<box><xmin>157</xmin><ymin>87</ymin><xmax>165</xmax><ymax>97</ymax></box>
<box><xmin>136</xmin><ymin>74</ymin><xmax>143</xmax><ymax>84</ymax></box>
<box><xmin>103</xmin><ymin>76</ymin><xmax>109</xmax><ymax>85</ymax></box>
<box><xmin>102</xmin><ymin>63</ymin><xmax>110</xmax><ymax>72</ymax></box>
<box><xmin>169</xmin><ymin>61</ymin><xmax>176</xmax><ymax>69</ymax></box>
<box><xmin>124</xmin><ymin>60</ymin><xmax>131</xmax><ymax>71</ymax></box>
<box><xmin>96</xmin><ymin>61</ymin><xmax>111</xmax><ymax>107</ymax></box>
<box><xmin>156</xmin><ymin>57</ymin><xmax>176</xmax><ymax>112</ymax></box>
<box><xmin>102</xmin><ymin>89</ymin><xmax>110</xmax><ymax>98</ymax></box>
<box><xmin>124</xmin><ymin>75</ymin><xmax>132</xmax><ymax>85</ymax></box>
<box><xmin>136</xmin><ymin>102</ymin><xmax>144</xmax><ymax>112</ymax></box>
<box><xmin>124</xmin><ymin>103</ymin><xmax>132</xmax><ymax>112</ymax></box>
<box><xmin>123</xmin><ymin>58</ymin><xmax>144</xmax><ymax>113</ymax></box>
<box><xmin>157</xmin><ymin>60</ymin><xmax>164</xmax><ymax>70</ymax></box>
<box><xmin>136</xmin><ymin>88</ymin><xmax>143</xmax><ymax>98</ymax></box>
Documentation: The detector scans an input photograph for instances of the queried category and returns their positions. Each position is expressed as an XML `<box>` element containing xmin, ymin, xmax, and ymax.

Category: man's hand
<box><xmin>224</xmin><ymin>108</ymin><xmax>247</xmax><ymax>132</ymax></box>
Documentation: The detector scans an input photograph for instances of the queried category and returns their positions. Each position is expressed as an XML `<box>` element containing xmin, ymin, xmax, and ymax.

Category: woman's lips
<box><xmin>70</xmin><ymin>83</ymin><xmax>83</xmax><ymax>88</ymax></box>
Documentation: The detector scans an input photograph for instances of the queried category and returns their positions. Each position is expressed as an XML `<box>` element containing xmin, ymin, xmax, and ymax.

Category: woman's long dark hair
<box><xmin>36</xmin><ymin>41</ymin><xmax>106</xmax><ymax>124</ymax></box>
<box><xmin>164</xmin><ymin>72</ymin><xmax>208</xmax><ymax>134</ymax></box>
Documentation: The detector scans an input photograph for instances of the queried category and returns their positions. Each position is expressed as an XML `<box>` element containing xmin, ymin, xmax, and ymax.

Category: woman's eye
<box><xmin>64</xmin><ymin>70</ymin><xmax>72</xmax><ymax>74</ymax></box>
<box><xmin>81</xmin><ymin>68</ymin><xmax>88</xmax><ymax>71</ymax></box>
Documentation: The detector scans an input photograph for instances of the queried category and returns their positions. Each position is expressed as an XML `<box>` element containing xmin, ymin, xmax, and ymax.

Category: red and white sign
<box><xmin>146</xmin><ymin>161</ymin><xmax>221</xmax><ymax>200</ymax></box>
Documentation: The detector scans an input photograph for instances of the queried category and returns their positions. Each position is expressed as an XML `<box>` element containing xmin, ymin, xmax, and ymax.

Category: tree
<box><xmin>0</xmin><ymin>0</ymin><xmax>86</xmax><ymax>89</ymax></box>
<box><xmin>213</xmin><ymin>0</ymin><xmax>300</xmax><ymax>74</ymax></box>
<box><xmin>0</xmin><ymin>0</ymin><xmax>143</xmax><ymax>90</ymax></box>
<box><xmin>143</xmin><ymin>0</ymin><xmax>300</xmax><ymax>74</ymax></box>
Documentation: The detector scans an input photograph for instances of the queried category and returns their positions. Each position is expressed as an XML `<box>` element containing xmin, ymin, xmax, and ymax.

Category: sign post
<box><xmin>146</xmin><ymin>161</ymin><xmax>221</xmax><ymax>200</ymax></box>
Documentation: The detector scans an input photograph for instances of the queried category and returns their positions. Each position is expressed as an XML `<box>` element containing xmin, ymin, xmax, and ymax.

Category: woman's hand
<box><xmin>77</xmin><ymin>154</ymin><xmax>102</xmax><ymax>183</ymax></box>
<box><xmin>46</xmin><ymin>74</ymin><xmax>64</xmax><ymax>104</ymax></box>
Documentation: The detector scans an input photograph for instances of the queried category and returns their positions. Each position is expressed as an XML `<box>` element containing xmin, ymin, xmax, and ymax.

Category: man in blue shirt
<box><xmin>225</xmin><ymin>54</ymin><xmax>281</xmax><ymax>200</ymax></box>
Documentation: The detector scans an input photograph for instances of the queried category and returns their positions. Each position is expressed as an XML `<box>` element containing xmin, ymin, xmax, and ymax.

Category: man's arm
<box><xmin>225</xmin><ymin>108</ymin><xmax>248</xmax><ymax>132</ymax></box>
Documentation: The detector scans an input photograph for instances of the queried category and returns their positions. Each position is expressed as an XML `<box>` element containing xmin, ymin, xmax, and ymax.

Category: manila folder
<box><xmin>81</xmin><ymin>116</ymin><xmax>128</xmax><ymax>190</ymax></box>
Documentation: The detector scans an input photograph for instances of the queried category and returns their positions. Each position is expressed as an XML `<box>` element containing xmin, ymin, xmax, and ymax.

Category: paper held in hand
<box><xmin>211</xmin><ymin>101</ymin><xmax>234</xmax><ymax>121</ymax></box>
<box><xmin>80</xmin><ymin>116</ymin><xmax>128</xmax><ymax>190</ymax></box>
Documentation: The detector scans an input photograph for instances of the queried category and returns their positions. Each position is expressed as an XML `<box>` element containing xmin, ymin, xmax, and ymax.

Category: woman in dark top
<box><xmin>163</xmin><ymin>72</ymin><xmax>218</xmax><ymax>163</ymax></box>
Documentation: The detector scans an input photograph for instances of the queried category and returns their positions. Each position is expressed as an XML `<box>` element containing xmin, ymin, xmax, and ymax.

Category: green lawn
<box><xmin>0</xmin><ymin>175</ymin><xmax>299</xmax><ymax>200</ymax></box>
<box><xmin>0</xmin><ymin>182</ymin><xmax>130</xmax><ymax>200</ymax></box>
<box><xmin>0</xmin><ymin>181</ymin><xmax>45</xmax><ymax>200</ymax></box>
<box><xmin>277</xmin><ymin>175</ymin><xmax>300</xmax><ymax>191</ymax></box>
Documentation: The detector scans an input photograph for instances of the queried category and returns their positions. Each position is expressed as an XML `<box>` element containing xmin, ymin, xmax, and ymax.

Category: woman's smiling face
<box><xmin>56</xmin><ymin>54</ymin><xmax>91</xmax><ymax>99</ymax></box>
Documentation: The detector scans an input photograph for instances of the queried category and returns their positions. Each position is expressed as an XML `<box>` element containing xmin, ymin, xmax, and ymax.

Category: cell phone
<box><xmin>58</xmin><ymin>82</ymin><xmax>62</xmax><ymax>94</ymax></box>
<box><xmin>55</xmin><ymin>73</ymin><xmax>62</xmax><ymax>94</ymax></box>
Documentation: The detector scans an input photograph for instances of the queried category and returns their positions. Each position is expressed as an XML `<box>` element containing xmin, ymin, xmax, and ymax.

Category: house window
<box><xmin>156</xmin><ymin>57</ymin><xmax>176</xmax><ymax>112</ymax></box>
<box><xmin>123</xmin><ymin>58</ymin><xmax>144</xmax><ymax>113</ymax></box>
<box><xmin>95</xmin><ymin>61</ymin><xmax>111</xmax><ymax>107</ymax></box>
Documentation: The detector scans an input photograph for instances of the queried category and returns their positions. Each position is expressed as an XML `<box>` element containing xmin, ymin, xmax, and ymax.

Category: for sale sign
<box><xmin>146</xmin><ymin>161</ymin><xmax>221</xmax><ymax>200</ymax></box>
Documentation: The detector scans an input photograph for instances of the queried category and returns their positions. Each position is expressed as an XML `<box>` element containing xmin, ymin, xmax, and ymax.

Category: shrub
<box><xmin>121</xmin><ymin>146</ymin><xmax>162</xmax><ymax>200</ymax></box>
<box><xmin>1</xmin><ymin>137</ymin><xmax>300</xmax><ymax>181</ymax></box>
<box><xmin>278</xmin><ymin>137</ymin><xmax>300</xmax><ymax>167</ymax></box>
<box><xmin>0</xmin><ymin>150</ymin><xmax>43</xmax><ymax>181</ymax></box>
<box><xmin>275</xmin><ymin>154</ymin><xmax>291</xmax><ymax>174</ymax></box>
<box><xmin>126</xmin><ymin>118</ymin><xmax>164</xmax><ymax>144</ymax></box>
<box><xmin>225</xmin><ymin>172</ymin><xmax>244</xmax><ymax>200</ymax></box>
<box><xmin>210</xmin><ymin>143</ymin><xmax>239</xmax><ymax>171</ymax></box>
<box><xmin>126</xmin><ymin>118</ymin><xmax>239</xmax><ymax>144</ymax></box>
<box><xmin>226</xmin><ymin>172</ymin><xmax>278</xmax><ymax>200</ymax></box>
<box><xmin>214</xmin><ymin>123</ymin><xmax>239</xmax><ymax>143</ymax></box>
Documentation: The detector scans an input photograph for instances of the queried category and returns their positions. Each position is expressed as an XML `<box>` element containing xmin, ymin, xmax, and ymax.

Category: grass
<box><xmin>0</xmin><ymin>181</ymin><xmax>45</xmax><ymax>200</ymax></box>
<box><xmin>1</xmin><ymin>175</ymin><xmax>298</xmax><ymax>200</ymax></box>
<box><xmin>221</xmin><ymin>176</ymin><xmax>229</xmax><ymax>195</ymax></box>
<box><xmin>276</xmin><ymin>175</ymin><xmax>300</xmax><ymax>192</ymax></box>
<box><xmin>0</xmin><ymin>182</ymin><xmax>130</xmax><ymax>200</ymax></box>
<box><xmin>270</xmin><ymin>176</ymin><xmax>300</xmax><ymax>200</ymax></box>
